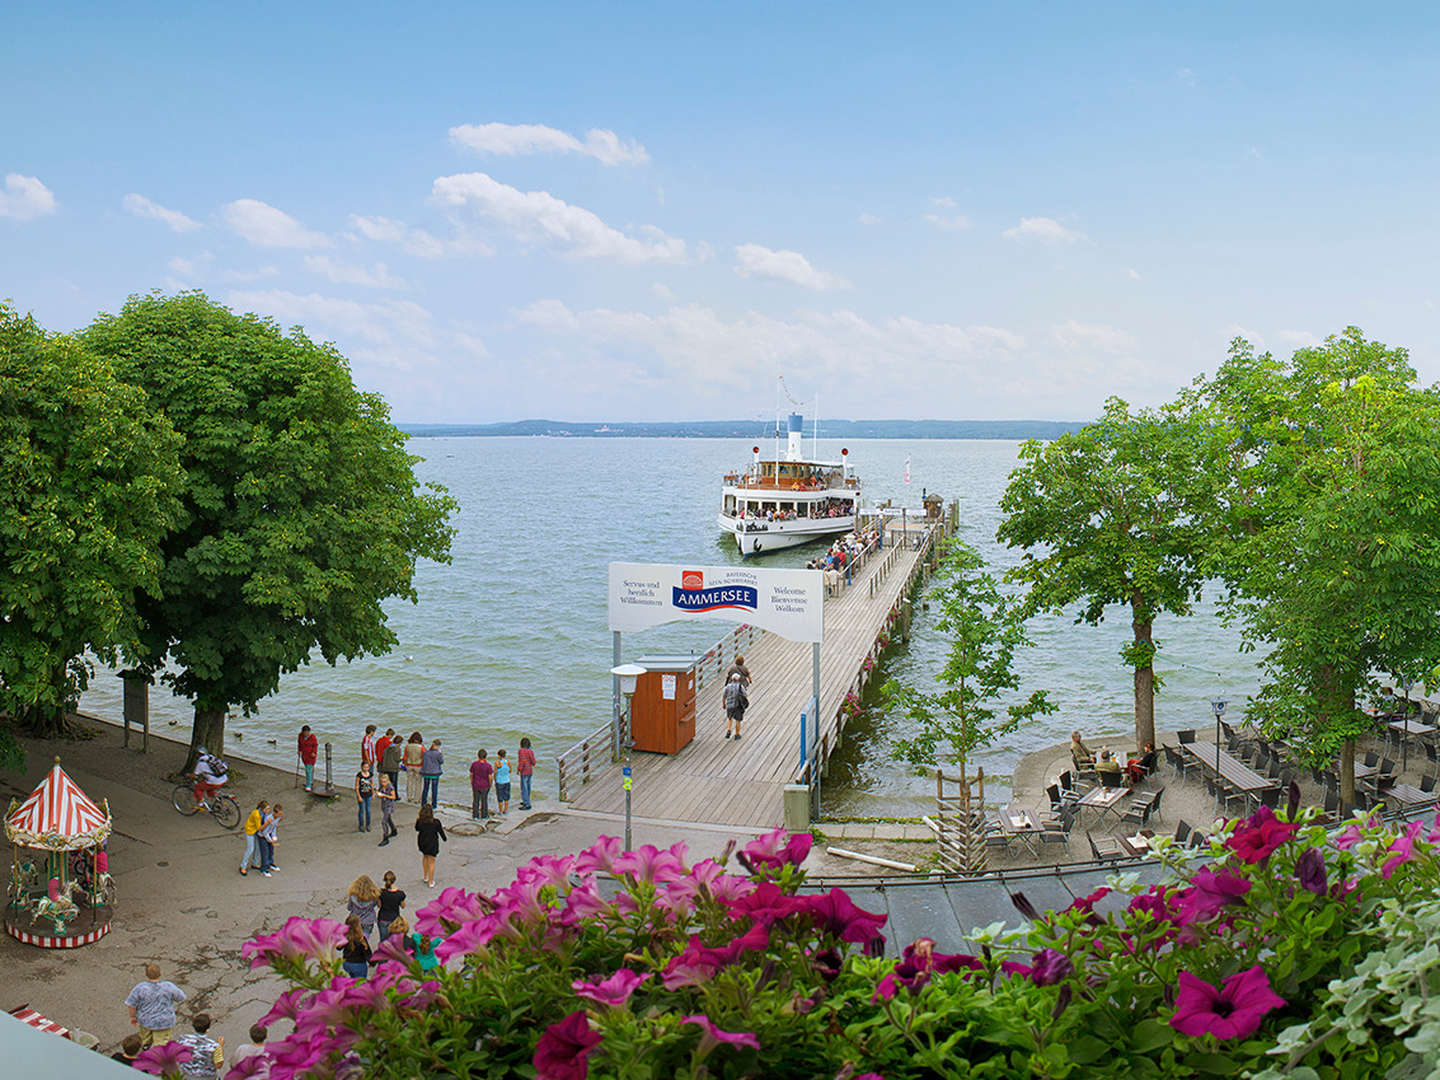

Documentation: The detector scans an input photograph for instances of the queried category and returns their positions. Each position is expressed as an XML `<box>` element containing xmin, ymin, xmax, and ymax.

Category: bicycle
<box><xmin>171</xmin><ymin>778</ymin><xmax>241</xmax><ymax>829</ymax></box>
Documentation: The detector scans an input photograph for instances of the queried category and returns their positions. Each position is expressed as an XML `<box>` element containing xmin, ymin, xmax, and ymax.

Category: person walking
<box><xmin>375</xmin><ymin>728</ymin><xmax>394</xmax><ymax>770</ymax></box>
<box><xmin>380</xmin><ymin>735</ymin><xmax>402</xmax><ymax>794</ymax></box>
<box><xmin>469</xmin><ymin>749</ymin><xmax>493</xmax><ymax>820</ymax></box>
<box><xmin>361</xmin><ymin>724</ymin><xmax>378</xmax><ymax>767</ymax></box>
<box><xmin>346</xmin><ymin>874</ymin><xmax>380</xmax><ymax>940</ymax></box>
<box><xmin>420</xmin><ymin>739</ymin><xmax>444</xmax><ymax>809</ymax></box>
<box><xmin>175</xmin><ymin>1013</ymin><xmax>224</xmax><ymax>1079</ymax></box>
<box><xmin>494</xmin><ymin>750</ymin><xmax>511</xmax><ymax>814</ymax></box>
<box><xmin>725</xmin><ymin>654</ymin><xmax>752</xmax><ymax>688</ymax></box>
<box><xmin>258</xmin><ymin>803</ymin><xmax>282</xmax><ymax>876</ymax></box>
<box><xmin>240</xmin><ymin>800</ymin><xmax>267</xmax><ymax>876</ymax></box>
<box><xmin>723</xmin><ymin>672</ymin><xmax>749</xmax><ymax>740</ymax></box>
<box><xmin>355</xmin><ymin>761</ymin><xmax>375</xmax><ymax>832</ymax></box>
<box><xmin>376</xmin><ymin>773</ymin><xmax>399</xmax><ymax>845</ymax></box>
<box><xmin>414</xmin><ymin>804</ymin><xmax>447</xmax><ymax>887</ymax></box>
<box><xmin>124</xmin><ymin>963</ymin><xmax>186</xmax><ymax>1048</ymax></box>
<box><xmin>517</xmin><ymin>737</ymin><xmax>536</xmax><ymax>810</ymax></box>
<box><xmin>298</xmin><ymin>726</ymin><xmax>318</xmax><ymax>792</ymax></box>
<box><xmin>403</xmin><ymin>732</ymin><xmax>425</xmax><ymax>803</ymax></box>
<box><xmin>340</xmin><ymin>915</ymin><xmax>372</xmax><ymax>980</ymax></box>
<box><xmin>376</xmin><ymin>870</ymin><xmax>405</xmax><ymax>938</ymax></box>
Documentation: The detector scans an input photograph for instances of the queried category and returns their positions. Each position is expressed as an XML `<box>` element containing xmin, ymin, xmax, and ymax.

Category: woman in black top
<box><xmin>377</xmin><ymin>869</ymin><xmax>406</xmax><ymax>937</ymax></box>
<box><xmin>415</xmin><ymin>804</ymin><xmax>447</xmax><ymax>887</ymax></box>
<box><xmin>340</xmin><ymin>914</ymin><xmax>372</xmax><ymax>979</ymax></box>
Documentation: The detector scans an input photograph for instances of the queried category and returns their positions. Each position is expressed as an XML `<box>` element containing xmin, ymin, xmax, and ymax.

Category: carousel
<box><xmin>5</xmin><ymin>758</ymin><xmax>114</xmax><ymax>948</ymax></box>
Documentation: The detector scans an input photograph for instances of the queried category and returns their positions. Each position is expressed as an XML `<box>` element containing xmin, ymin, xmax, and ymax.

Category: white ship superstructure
<box><xmin>718</xmin><ymin>412</ymin><xmax>860</xmax><ymax>556</ymax></box>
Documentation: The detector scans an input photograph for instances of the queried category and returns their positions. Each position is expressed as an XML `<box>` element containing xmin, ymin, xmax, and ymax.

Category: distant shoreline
<box><xmin>399</xmin><ymin>419</ymin><xmax>1088</xmax><ymax>440</ymax></box>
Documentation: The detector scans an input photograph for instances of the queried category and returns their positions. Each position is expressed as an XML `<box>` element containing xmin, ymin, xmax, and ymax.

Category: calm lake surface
<box><xmin>79</xmin><ymin>436</ymin><xmax>1260</xmax><ymax>815</ymax></box>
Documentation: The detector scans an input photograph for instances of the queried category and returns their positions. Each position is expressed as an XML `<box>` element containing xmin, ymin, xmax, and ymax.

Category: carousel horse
<box><xmin>33</xmin><ymin>892</ymin><xmax>79</xmax><ymax>932</ymax></box>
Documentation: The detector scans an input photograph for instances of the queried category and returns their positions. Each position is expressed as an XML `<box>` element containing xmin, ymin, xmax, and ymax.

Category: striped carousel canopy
<box><xmin>5</xmin><ymin>760</ymin><xmax>111</xmax><ymax>850</ymax></box>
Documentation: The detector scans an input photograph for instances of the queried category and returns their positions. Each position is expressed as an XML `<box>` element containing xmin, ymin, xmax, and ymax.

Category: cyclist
<box><xmin>192</xmin><ymin>746</ymin><xmax>230</xmax><ymax>810</ymax></box>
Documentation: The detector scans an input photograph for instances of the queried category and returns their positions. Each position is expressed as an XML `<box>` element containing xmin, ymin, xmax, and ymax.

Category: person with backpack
<box><xmin>192</xmin><ymin>747</ymin><xmax>229</xmax><ymax>809</ymax></box>
<box><xmin>723</xmin><ymin>672</ymin><xmax>749</xmax><ymax>741</ymax></box>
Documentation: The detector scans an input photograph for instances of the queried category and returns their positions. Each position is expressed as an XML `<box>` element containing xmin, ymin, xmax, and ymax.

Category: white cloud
<box><xmin>228</xmin><ymin>289</ymin><xmax>436</xmax><ymax>374</ymax></box>
<box><xmin>1051</xmin><ymin>320</ymin><xmax>1137</xmax><ymax>355</ymax></box>
<box><xmin>651</xmin><ymin>282</ymin><xmax>675</xmax><ymax>300</ymax></box>
<box><xmin>166</xmin><ymin>252</ymin><xmax>212</xmax><ymax>278</ymax></box>
<box><xmin>1003</xmin><ymin>216</ymin><xmax>1083</xmax><ymax>243</ymax></box>
<box><xmin>345</xmin><ymin>213</ymin><xmax>491</xmax><ymax>259</ymax></box>
<box><xmin>304</xmin><ymin>254</ymin><xmax>408</xmax><ymax>289</ymax></box>
<box><xmin>123</xmin><ymin>193</ymin><xmax>200</xmax><ymax>232</ymax></box>
<box><xmin>1128</xmin><ymin>268</ymin><xmax>1142</xmax><ymax>280</ymax></box>
<box><xmin>924</xmin><ymin>213</ymin><xmax>971</xmax><ymax>231</ymax></box>
<box><xmin>0</xmin><ymin>173</ymin><xmax>57</xmax><ymax>220</ymax></box>
<box><xmin>1177</xmin><ymin>67</ymin><xmax>1197</xmax><ymax>86</ymax></box>
<box><xmin>449</xmin><ymin>122</ymin><xmax>649</xmax><ymax>165</ymax></box>
<box><xmin>431</xmin><ymin>171</ymin><xmax>688</xmax><ymax>264</ymax></box>
<box><xmin>514</xmin><ymin>299</ymin><xmax>1028</xmax><ymax>398</ymax></box>
<box><xmin>1224</xmin><ymin>323</ymin><xmax>1264</xmax><ymax>348</ymax></box>
<box><xmin>223</xmin><ymin>266</ymin><xmax>280</xmax><ymax>283</ymax></box>
<box><xmin>733</xmin><ymin>243</ymin><xmax>849</xmax><ymax>290</ymax></box>
<box><xmin>221</xmin><ymin>198</ymin><xmax>330</xmax><ymax>249</ymax></box>
<box><xmin>857</xmin><ymin>212</ymin><xmax>882</xmax><ymax>226</ymax></box>
<box><xmin>930</xmin><ymin>196</ymin><xmax>958</xmax><ymax>208</ymax></box>
<box><xmin>1275</xmin><ymin>329</ymin><xmax>1321</xmax><ymax>348</ymax></box>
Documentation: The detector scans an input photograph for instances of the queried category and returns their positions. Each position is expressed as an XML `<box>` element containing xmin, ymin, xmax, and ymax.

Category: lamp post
<box><xmin>1210</xmin><ymin>697</ymin><xmax>1228</xmax><ymax>814</ymax></box>
<box><xmin>611</xmin><ymin>663</ymin><xmax>646</xmax><ymax>852</ymax></box>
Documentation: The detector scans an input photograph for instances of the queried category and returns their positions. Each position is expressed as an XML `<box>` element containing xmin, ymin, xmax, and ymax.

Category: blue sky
<box><xmin>4</xmin><ymin>2</ymin><xmax>1439</xmax><ymax>422</ymax></box>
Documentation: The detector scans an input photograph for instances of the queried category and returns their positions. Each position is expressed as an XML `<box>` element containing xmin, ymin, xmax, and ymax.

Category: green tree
<box><xmin>996</xmin><ymin>398</ymin><xmax>1211</xmax><ymax>750</ymax></box>
<box><xmin>0</xmin><ymin>302</ymin><xmax>181</xmax><ymax>764</ymax></box>
<box><xmin>882</xmin><ymin>539</ymin><xmax>1053</xmax><ymax>774</ymax></box>
<box><xmin>1187</xmin><ymin>328</ymin><xmax>1440</xmax><ymax>808</ymax></box>
<box><xmin>82</xmin><ymin>292</ymin><xmax>457</xmax><ymax>771</ymax></box>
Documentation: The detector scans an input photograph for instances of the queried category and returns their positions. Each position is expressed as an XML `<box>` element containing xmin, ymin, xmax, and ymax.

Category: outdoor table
<box><xmin>1077</xmin><ymin>785</ymin><xmax>1128</xmax><ymax>820</ymax></box>
<box><xmin>1353</xmin><ymin>761</ymin><xmax>1378</xmax><ymax>780</ymax></box>
<box><xmin>1389</xmin><ymin>717</ymin><xmax>1439</xmax><ymax>741</ymax></box>
<box><xmin>1384</xmin><ymin>783</ymin><xmax>1434</xmax><ymax>808</ymax></box>
<box><xmin>1003</xmin><ymin>809</ymin><xmax>1042</xmax><ymax>854</ymax></box>
<box><xmin>1119</xmin><ymin>830</ymin><xmax>1155</xmax><ymax>858</ymax></box>
<box><xmin>1180</xmin><ymin>743</ymin><xmax>1273</xmax><ymax>795</ymax></box>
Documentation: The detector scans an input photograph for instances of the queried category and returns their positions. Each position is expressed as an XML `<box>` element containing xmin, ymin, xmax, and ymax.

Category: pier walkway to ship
<box><xmin>562</xmin><ymin>519</ymin><xmax>946</xmax><ymax>828</ymax></box>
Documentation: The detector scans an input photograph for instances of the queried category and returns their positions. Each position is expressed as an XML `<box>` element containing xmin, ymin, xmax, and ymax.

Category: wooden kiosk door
<box><xmin>630</xmin><ymin>666</ymin><xmax>697</xmax><ymax>754</ymax></box>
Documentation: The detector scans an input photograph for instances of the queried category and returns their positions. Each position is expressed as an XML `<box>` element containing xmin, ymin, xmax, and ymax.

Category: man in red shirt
<box><xmin>375</xmin><ymin>729</ymin><xmax>394</xmax><ymax>769</ymax></box>
<box><xmin>517</xmin><ymin>737</ymin><xmax>536</xmax><ymax>810</ymax></box>
<box><xmin>361</xmin><ymin>724</ymin><xmax>377</xmax><ymax>766</ymax></box>
<box><xmin>298</xmin><ymin>726</ymin><xmax>319</xmax><ymax>791</ymax></box>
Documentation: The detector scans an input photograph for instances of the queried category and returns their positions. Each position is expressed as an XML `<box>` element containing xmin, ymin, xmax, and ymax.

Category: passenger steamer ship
<box><xmin>718</xmin><ymin>411</ymin><xmax>860</xmax><ymax>556</ymax></box>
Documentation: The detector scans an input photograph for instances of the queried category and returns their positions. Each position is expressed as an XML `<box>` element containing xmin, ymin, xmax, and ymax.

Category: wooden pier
<box><xmin>561</xmin><ymin>519</ymin><xmax>946</xmax><ymax>828</ymax></box>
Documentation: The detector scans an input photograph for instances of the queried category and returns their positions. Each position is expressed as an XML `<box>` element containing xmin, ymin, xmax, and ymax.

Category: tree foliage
<box><xmin>0</xmin><ymin>302</ymin><xmax>181</xmax><ymax>764</ymax></box>
<box><xmin>1185</xmin><ymin>328</ymin><xmax>1440</xmax><ymax>804</ymax></box>
<box><xmin>997</xmin><ymin>397</ymin><xmax>1211</xmax><ymax>749</ymax></box>
<box><xmin>882</xmin><ymin>539</ymin><xmax>1053</xmax><ymax>772</ymax></box>
<box><xmin>82</xmin><ymin>292</ymin><xmax>457</xmax><ymax>769</ymax></box>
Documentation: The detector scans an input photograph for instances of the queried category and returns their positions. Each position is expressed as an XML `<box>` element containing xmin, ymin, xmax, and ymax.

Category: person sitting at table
<box><xmin>1126</xmin><ymin>742</ymin><xmax>1157</xmax><ymax>784</ymax></box>
<box><xmin>1096</xmin><ymin>749</ymin><xmax>1123</xmax><ymax>780</ymax></box>
<box><xmin>1070</xmin><ymin>731</ymin><xmax>1095</xmax><ymax>770</ymax></box>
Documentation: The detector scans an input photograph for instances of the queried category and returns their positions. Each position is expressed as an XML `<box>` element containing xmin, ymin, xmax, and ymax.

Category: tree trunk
<box><xmin>18</xmin><ymin>702</ymin><xmax>73</xmax><ymax>739</ymax></box>
<box><xmin>1318</xmin><ymin>664</ymin><xmax>1357</xmax><ymax>812</ymax></box>
<box><xmin>1131</xmin><ymin>596</ymin><xmax>1156</xmax><ymax>750</ymax></box>
<box><xmin>184</xmin><ymin>706</ymin><xmax>227</xmax><ymax>774</ymax></box>
<box><xmin>1338</xmin><ymin>740</ymin><xmax>1356</xmax><ymax>814</ymax></box>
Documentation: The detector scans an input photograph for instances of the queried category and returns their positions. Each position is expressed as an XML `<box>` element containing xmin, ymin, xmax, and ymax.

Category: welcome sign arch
<box><xmin>607</xmin><ymin>562</ymin><xmax>825</xmax><ymax>760</ymax></box>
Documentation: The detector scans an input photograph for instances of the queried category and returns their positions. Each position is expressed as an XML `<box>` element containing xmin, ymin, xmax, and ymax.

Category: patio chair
<box><xmin>1162</xmin><ymin>744</ymin><xmax>1192</xmax><ymax>778</ymax></box>
<box><xmin>1118</xmin><ymin>795</ymin><xmax>1151</xmax><ymax>830</ymax></box>
<box><xmin>1088</xmin><ymin>832</ymin><xmax>1124</xmax><ymax>861</ymax></box>
<box><xmin>1147</xmin><ymin>786</ymin><xmax>1164</xmax><ymax>823</ymax></box>
<box><xmin>1421</xmin><ymin>774</ymin><xmax>1436</xmax><ymax>794</ymax></box>
<box><xmin>1039</xmin><ymin>809</ymin><xmax>1074</xmax><ymax>851</ymax></box>
<box><xmin>1423</xmin><ymin>742</ymin><xmax>1439</xmax><ymax>779</ymax></box>
<box><xmin>1258</xmin><ymin>786</ymin><xmax>1282</xmax><ymax>810</ymax></box>
<box><xmin>1100</xmin><ymin>769</ymin><xmax>1123</xmax><ymax>790</ymax></box>
<box><xmin>1177</xmin><ymin>729</ymin><xmax>1196</xmax><ymax>745</ymax></box>
<box><xmin>1173</xmin><ymin>819</ymin><xmax>1192</xmax><ymax>845</ymax></box>
<box><xmin>1363</xmin><ymin>750</ymin><xmax>1380</xmax><ymax>768</ymax></box>
<box><xmin>1379</xmin><ymin>757</ymin><xmax>1396</xmax><ymax>778</ymax></box>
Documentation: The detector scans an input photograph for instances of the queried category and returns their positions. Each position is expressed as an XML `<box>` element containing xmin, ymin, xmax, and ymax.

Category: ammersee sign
<box><xmin>608</xmin><ymin>562</ymin><xmax>824</xmax><ymax>643</ymax></box>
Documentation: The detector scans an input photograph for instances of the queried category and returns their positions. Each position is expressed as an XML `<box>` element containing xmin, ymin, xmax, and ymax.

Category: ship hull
<box><xmin>718</xmin><ymin>513</ymin><xmax>856</xmax><ymax>556</ymax></box>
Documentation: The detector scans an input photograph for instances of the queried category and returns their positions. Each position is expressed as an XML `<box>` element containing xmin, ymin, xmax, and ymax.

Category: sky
<box><xmin>5</xmin><ymin>2</ymin><xmax>1440</xmax><ymax>424</ymax></box>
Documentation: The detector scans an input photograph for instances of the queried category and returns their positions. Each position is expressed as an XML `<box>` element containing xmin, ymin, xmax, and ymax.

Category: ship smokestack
<box><xmin>786</xmin><ymin>413</ymin><xmax>804</xmax><ymax>461</ymax></box>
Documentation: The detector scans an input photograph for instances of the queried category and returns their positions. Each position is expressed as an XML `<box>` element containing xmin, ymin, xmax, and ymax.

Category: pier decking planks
<box><xmin>567</xmin><ymin>531</ymin><xmax>936</xmax><ymax>828</ymax></box>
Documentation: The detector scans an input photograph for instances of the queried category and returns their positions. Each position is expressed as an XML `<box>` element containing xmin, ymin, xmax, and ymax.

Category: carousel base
<box><xmin>5</xmin><ymin>913</ymin><xmax>111</xmax><ymax>948</ymax></box>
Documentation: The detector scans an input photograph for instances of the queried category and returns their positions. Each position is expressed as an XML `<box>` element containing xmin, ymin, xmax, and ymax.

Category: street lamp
<box><xmin>1210</xmin><ymin>697</ymin><xmax>1228</xmax><ymax>814</ymax></box>
<box><xmin>611</xmin><ymin>663</ymin><xmax>646</xmax><ymax>852</ymax></box>
<box><xmin>1402</xmin><ymin>679</ymin><xmax>1417</xmax><ymax>776</ymax></box>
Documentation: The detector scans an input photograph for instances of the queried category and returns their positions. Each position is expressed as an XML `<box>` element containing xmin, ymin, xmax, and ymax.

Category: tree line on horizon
<box><xmin>0</xmin><ymin>291</ymin><xmax>456</xmax><ymax>774</ymax></box>
<box><xmin>888</xmin><ymin>327</ymin><xmax>1440</xmax><ymax>809</ymax></box>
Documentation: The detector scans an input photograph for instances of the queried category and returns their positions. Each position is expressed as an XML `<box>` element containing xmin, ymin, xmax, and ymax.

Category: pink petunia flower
<box><xmin>241</xmin><ymin>916</ymin><xmax>348</xmax><ymax>970</ymax></box>
<box><xmin>1174</xmin><ymin>868</ymin><xmax>1251</xmax><ymax>925</ymax></box>
<box><xmin>1226</xmin><ymin>806</ymin><xmax>1301</xmax><ymax>863</ymax></box>
<box><xmin>612</xmin><ymin>842</ymin><xmax>689</xmax><ymax>884</ymax></box>
<box><xmin>133</xmin><ymin>1041</ymin><xmax>194</xmax><ymax>1077</ymax></box>
<box><xmin>740</xmin><ymin>827</ymin><xmax>814</xmax><ymax>871</ymax></box>
<box><xmin>534</xmin><ymin>1010</ymin><xmax>603</xmax><ymax>1080</ymax></box>
<box><xmin>1067</xmin><ymin>887</ymin><xmax>1111</xmax><ymax>915</ymax></box>
<box><xmin>797</xmin><ymin>888</ymin><xmax>888</xmax><ymax>949</ymax></box>
<box><xmin>572</xmin><ymin>968</ymin><xmax>651</xmax><ymax>1008</ymax></box>
<box><xmin>1382</xmin><ymin>820</ymin><xmax>1425</xmax><ymax>878</ymax></box>
<box><xmin>681</xmin><ymin>1014</ymin><xmax>761</xmax><ymax>1057</ymax></box>
<box><xmin>1170</xmin><ymin>965</ymin><xmax>1286</xmax><ymax>1040</ymax></box>
<box><xmin>573</xmin><ymin>835</ymin><xmax>624</xmax><ymax>877</ymax></box>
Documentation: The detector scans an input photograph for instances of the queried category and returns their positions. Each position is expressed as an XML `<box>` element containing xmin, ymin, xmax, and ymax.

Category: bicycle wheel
<box><xmin>211</xmin><ymin>795</ymin><xmax>242</xmax><ymax>830</ymax></box>
<box><xmin>172</xmin><ymin>783</ymin><xmax>201</xmax><ymax>816</ymax></box>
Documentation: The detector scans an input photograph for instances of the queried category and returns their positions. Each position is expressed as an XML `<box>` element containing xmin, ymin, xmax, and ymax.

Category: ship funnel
<box><xmin>786</xmin><ymin>413</ymin><xmax>804</xmax><ymax>461</ymax></box>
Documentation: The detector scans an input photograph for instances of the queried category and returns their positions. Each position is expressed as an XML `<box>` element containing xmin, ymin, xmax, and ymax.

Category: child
<box><xmin>495</xmin><ymin>749</ymin><xmax>511</xmax><ymax>814</ymax></box>
<box><xmin>347</xmin><ymin>874</ymin><xmax>380</xmax><ymax>938</ymax></box>
<box><xmin>341</xmin><ymin>914</ymin><xmax>372</xmax><ymax>979</ymax></box>
<box><xmin>377</xmin><ymin>870</ymin><xmax>405</xmax><ymax>938</ymax></box>
<box><xmin>258</xmin><ymin>804</ymin><xmax>282</xmax><ymax>876</ymax></box>
<box><xmin>517</xmin><ymin>737</ymin><xmax>536</xmax><ymax>810</ymax></box>
<box><xmin>376</xmin><ymin>773</ymin><xmax>399</xmax><ymax>846</ymax></box>
<box><xmin>240</xmin><ymin>800</ymin><xmax>267</xmax><ymax>876</ymax></box>
<box><xmin>175</xmin><ymin>1013</ymin><xmax>224</xmax><ymax>1079</ymax></box>
<box><xmin>230</xmin><ymin>1025</ymin><xmax>268</xmax><ymax>1069</ymax></box>
<box><xmin>407</xmin><ymin>929</ymin><xmax>445</xmax><ymax>972</ymax></box>
<box><xmin>111</xmin><ymin>1033</ymin><xmax>143</xmax><ymax>1066</ymax></box>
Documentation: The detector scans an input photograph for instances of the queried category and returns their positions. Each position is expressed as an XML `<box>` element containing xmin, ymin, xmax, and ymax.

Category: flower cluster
<box><xmin>237</xmin><ymin>804</ymin><xmax>1440</xmax><ymax>1079</ymax></box>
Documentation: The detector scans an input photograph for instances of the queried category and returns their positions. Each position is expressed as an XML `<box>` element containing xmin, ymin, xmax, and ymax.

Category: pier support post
<box><xmin>784</xmin><ymin>784</ymin><xmax>811</xmax><ymax>831</ymax></box>
<box><xmin>902</xmin><ymin>598</ymin><xmax>912</xmax><ymax>643</ymax></box>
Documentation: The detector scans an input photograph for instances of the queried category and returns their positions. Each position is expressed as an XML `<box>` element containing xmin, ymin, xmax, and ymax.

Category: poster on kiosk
<box><xmin>608</xmin><ymin>562</ymin><xmax>824</xmax><ymax>643</ymax></box>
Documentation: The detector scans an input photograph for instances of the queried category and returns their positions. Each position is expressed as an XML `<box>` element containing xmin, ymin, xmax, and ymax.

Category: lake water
<box><xmin>79</xmin><ymin>436</ymin><xmax>1260</xmax><ymax>815</ymax></box>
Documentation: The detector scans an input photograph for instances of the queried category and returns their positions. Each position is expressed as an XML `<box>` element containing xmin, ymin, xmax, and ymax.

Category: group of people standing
<box><xmin>240</xmin><ymin>800</ymin><xmax>284</xmax><ymax>876</ymax></box>
<box><xmin>468</xmin><ymin>738</ymin><xmax>535</xmax><ymax>819</ymax></box>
